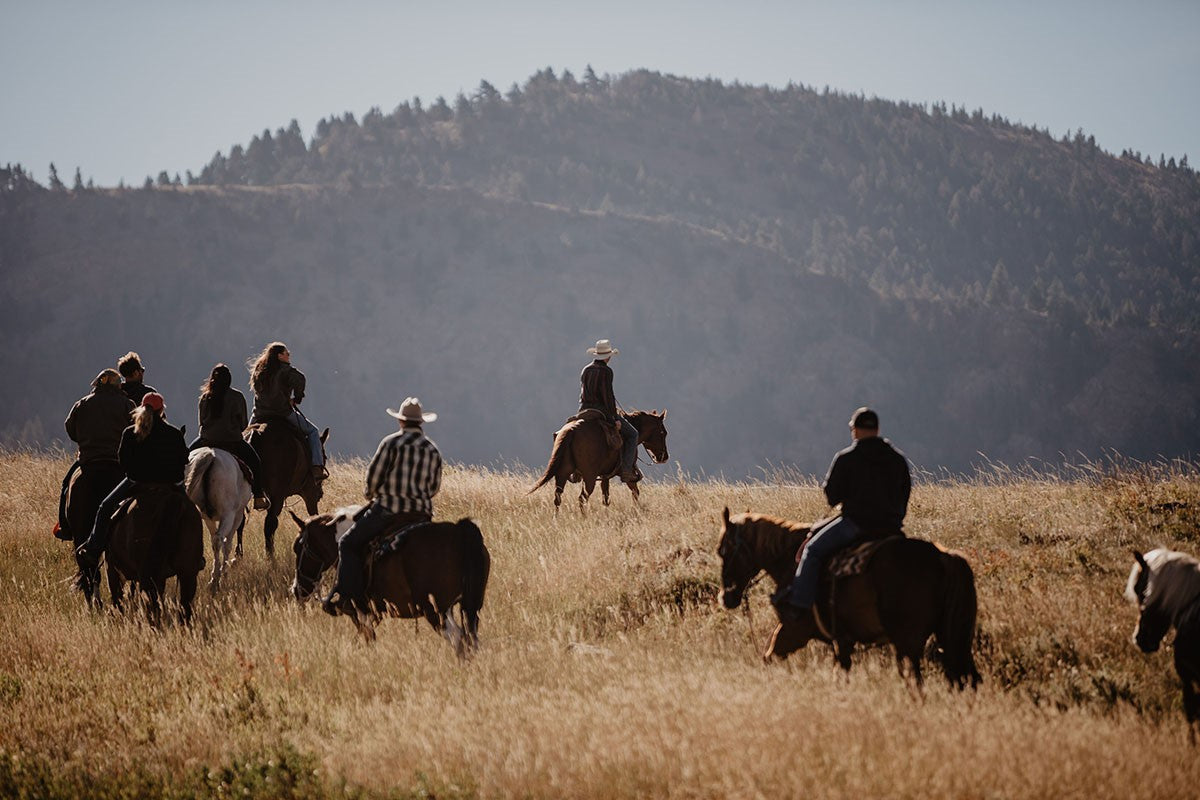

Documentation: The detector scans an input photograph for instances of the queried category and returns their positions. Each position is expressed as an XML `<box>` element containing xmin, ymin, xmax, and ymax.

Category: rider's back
<box><xmin>199</xmin><ymin>388</ymin><xmax>249</xmax><ymax>443</ymax></box>
<box><xmin>824</xmin><ymin>437</ymin><xmax>911</xmax><ymax>530</ymax></box>
<box><xmin>66</xmin><ymin>385</ymin><xmax>134</xmax><ymax>464</ymax></box>
<box><xmin>119</xmin><ymin>422</ymin><xmax>188</xmax><ymax>484</ymax></box>
<box><xmin>251</xmin><ymin>364</ymin><xmax>305</xmax><ymax>422</ymax></box>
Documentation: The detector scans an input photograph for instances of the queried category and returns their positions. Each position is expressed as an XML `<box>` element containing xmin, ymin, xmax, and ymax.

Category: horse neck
<box><xmin>624</xmin><ymin>412</ymin><xmax>654</xmax><ymax>442</ymax></box>
<box><xmin>746</xmin><ymin>520</ymin><xmax>806</xmax><ymax>587</ymax></box>
<box><xmin>1150</xmin><ymin>558</ymin><xmax>1200</xmax><ymax>623</ymax></box>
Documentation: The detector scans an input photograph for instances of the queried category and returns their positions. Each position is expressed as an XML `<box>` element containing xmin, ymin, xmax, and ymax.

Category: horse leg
<box><xmin>107</xmin><ymin>564</ymin><xmax>124</xmax><ymax>613</ymax></box>
<box><xmin>441</xmin><ymin>612</ymin><xmax>467</xmax><ymax>658</ymax></box>
<box><xmin>142</xmin><ymin>580</ymin><xmax>162</xmax><ymax>628</ymax></box>
<box><xmin>178</xmin><ymin>571</ymin><xmax>198</xmax><ymax>626</ymax></box>
<box><xmin>263</xmin><ymin>507</ymin><xmax>279</xmax><ymax>560</ymax></box>
<box><xmin>206</xmin><ymin>517</ymin><xmax>224</xmax><ymax>591</ymax></box>
<box><xmin>601</xmin><ymin>478</ymin><xmax>611</xmax><ymax>506</ymax></box>
<box><xmin>835</xmin><ymin>639</ymin><xmax>855</xmax><ymax>674</ymax></box>
<box><xmin>579</xmin><ymin>477</ymin><xmax>596</xmax><ymax>511</ymax></box>
<box><xmin>235</xmin><ymin>516</ymin><xmax>244</xmax><ymax>559</ymax></box>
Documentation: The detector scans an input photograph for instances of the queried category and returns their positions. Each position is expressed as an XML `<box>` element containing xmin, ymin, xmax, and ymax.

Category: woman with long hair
<box><xmin>190</xmin><ymin>363</ymin><xmax>268</xmax><ymax>509</ymax></box>
<box><xmin>76</xmin><ymin>392</ymin><xmax>189</xmax><ymax>585</ymax></box>
<box><xmin>247</xmin><ymin>342</ymin><xmax>325</xmax><ymax>482</ymax></box>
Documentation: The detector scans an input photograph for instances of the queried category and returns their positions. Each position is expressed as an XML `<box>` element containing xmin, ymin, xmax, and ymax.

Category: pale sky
<box><xmin>4</xmin><ymin>1</ymin><xmax>1197</xmax><ymax>187</ymax></box>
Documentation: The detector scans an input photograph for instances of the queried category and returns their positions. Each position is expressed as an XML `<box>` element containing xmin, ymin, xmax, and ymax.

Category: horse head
<box><xmin>289</xmin><ymin>508</ymin><xmax>340</xmax><ymax>602</ymax></box>
<box><xmin>1127</xmin><ymin>549</ymin><xmax>1174</xmax><ymax>653</ymax></box>
<box><xmin>717</xmin><ymin>507</ymin><xmax>758</xmax><ymax>609</ymax></box>
<box><xmin>630</xmin><ymin>409</ymin><xmax>669</xmax><ymax>464</ymax></box>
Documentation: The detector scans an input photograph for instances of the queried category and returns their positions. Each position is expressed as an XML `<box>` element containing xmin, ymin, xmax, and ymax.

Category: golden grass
<box><xmin>2</xmin><ymin>450</ymin><xmax>1200</xmax><ymax>798</ymax></box>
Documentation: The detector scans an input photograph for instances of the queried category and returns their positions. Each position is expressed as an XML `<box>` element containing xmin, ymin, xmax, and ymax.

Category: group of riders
<box><xmin>60</xmin><ymin>337</ymin><xmax>911</xmax><ymax>625</ymax></box>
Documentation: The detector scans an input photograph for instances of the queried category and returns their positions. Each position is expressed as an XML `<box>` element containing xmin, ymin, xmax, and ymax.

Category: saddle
<box><xmin>556</xmin><ymin>410</ymin><xmax>623</xmax><ymax>451</ymax></box>
<box><xmin>110</xmin><ymin>484</ymin><xmax>186</xmax><ymax>528</ymax></box>
<box><xmin>246</xmin><ymin>418</ymin><xmax>307</xmax><ymax>445</ymax></box>
<box><xmin>371</xmin><ymin>519</ymin><xmax>432</xmax><ymax>559</ymax></box>
<box><xmin>812</xmin><ymin>532</ymin><xmax>904</xmax><ymax>639</ymax></box>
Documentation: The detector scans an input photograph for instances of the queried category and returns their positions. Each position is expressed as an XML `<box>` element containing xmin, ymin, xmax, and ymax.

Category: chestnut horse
<box><xmin>1127</xmin><ymin>548</ymin><xmax>1200</xmax><ymax>744</ymax></box>
<box><xmin>245</xmin><ymin>421</ymin><xmax>329</xmax><ymax>558</ymax></box>
<box><xmin>288</xmin><ymin>507</ymin><xmax>490</xmax><ymax>656</ymax></box>
<box><xmin>717</xmin><ymin>508</ymin><xmax>980</xmax><ymax>689</ymax></box>
<box><xmin>529</xmin><ymin>409</ymin><xmax>669</xmax><ymax>510</ymax></box>
<box><xmin>64</xmin><ymin>461</ymin><xmax>125</xmax><ymax>602</ymax></box>
<box><xmin>101</xmin><ymin>486</ymin><xmax>204</xmax><ymax>625</ymax></box>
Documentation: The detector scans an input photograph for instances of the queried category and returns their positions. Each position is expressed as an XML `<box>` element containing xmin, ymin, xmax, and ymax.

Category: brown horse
<box><xmin>102</xmin><ymin>486</ymin><xmax>204</xmax><ymax>625</ymax></box>
<box><xmin>529</xmin><ymin>409</ymin><xmax>669</xmax><ymax>510</ymax></box>
<box><xmin>288</xmin><ymin>507</ymin><xmax>490</xmax><ymax>656</ymax></box>
<box><xmin>717</xmin><ymin>508</ymin><xmax>980</xmax><ymax>689</ymax></box>
<box><xmin>65</xmin><ymin>461</ymin><xmax>125</xmax><ymax>601</ymax></box>
<box><xmin>245</xmin><ymin>421</ymin><xmax>329</xmax><ymax>558</ymax></box>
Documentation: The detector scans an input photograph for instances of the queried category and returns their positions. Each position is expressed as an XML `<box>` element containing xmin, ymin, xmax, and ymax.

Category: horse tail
<box><xmin>457</xmin><ymin>518</ymin><xmax>489</xmax><ymax>640</ymax></box>
<box><xmin>938</xmin><ymin>550</ymin><xmax>981</xmax><ymax>690</ymax></box>
<box><xmin>528</xmin><ymin>426</ymin><xmax>573</xmax><ymax>493</ymax></box>
<box><xmin>185</xmin><ymin>448</ymin><xmax>217</xmax><ymax>519</ymax></box>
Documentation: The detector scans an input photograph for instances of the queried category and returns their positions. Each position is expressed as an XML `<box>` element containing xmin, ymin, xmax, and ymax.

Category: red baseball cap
<box><xmin>141</xmin><ymin>392</ymin><xmax>165</xmax><ymax>412</ymax></box>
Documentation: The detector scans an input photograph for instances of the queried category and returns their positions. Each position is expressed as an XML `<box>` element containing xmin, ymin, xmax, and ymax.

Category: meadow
<box><xmin>2</xmin><ymin>450</ymin><xmax>1199</xmax><ymax>799</ymax></box>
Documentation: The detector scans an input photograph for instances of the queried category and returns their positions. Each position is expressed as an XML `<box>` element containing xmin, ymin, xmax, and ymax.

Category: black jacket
<box><xmin>118</xmin><ymin>418</ymin><xmax>188</xmax><ymax>483</ymax></box>
<box><xmin>121</xmin><ymin>381</ymin><xmax>157</xmax><ymax>404</ymax></box>
<box><xmin>823</xmin><ymin>436</ymin><xmax>911</xmax><ymax>530</ymax></box>
<box><xmin>579</xmin><ymin>360</ymin><xmax>618</xmax><ymax>419</ymax></box>
<box><xmin>65</xmin><ymin>384</ymin><xmax>135</xmax><ymax>464</ymax></box>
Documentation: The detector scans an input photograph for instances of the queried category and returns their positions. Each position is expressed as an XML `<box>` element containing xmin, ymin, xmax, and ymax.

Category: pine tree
<box><xmin>48</xmin><ymin>163</ymin><xmax>65</xmax><ymax>191</ymax></box>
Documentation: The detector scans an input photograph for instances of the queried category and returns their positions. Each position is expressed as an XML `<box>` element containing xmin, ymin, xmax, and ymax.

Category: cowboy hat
<box><xmin>587</xmin><ymin>339</ymin><xmax>619</xmax><ymax>357</ymax></box>
<box><xmin>387</xmin><ymin>396</ymin><xmax>437</xmax><ymax>423</ymax></box>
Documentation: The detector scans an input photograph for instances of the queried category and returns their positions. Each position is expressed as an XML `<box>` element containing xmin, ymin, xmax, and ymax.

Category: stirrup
<box><xmin>253</xmin><ymin>496</ymin><xmax>271</xmax><ymax>510</ymax></box>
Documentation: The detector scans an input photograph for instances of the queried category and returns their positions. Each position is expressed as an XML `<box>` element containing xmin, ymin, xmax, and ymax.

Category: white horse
<box><xmin>185</xmin><ymin>447</ymin><xmax>252</xmax><ymax>591</ymax></box>
<box><xmin>1127</xmin><ymin>548</ymin><xmax>1200</xmax><ymax>744</ymax></box>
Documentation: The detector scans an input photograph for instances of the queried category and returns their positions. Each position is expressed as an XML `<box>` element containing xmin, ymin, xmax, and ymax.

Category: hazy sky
<box><xmin>4</xmin><ymin>1</ymin><xmax>1197</xmax><ymax>187</ymax></box>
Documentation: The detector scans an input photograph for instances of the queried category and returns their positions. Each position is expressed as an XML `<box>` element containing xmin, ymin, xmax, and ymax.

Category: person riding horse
<box><xmin>248</xmin><ymin>342</ymin><xmax>326</xmax><ymax>483</ymax></box>
<box><xmin>579</xmin><ymin>339</ymin><xmax>639</xmax><ymax>484</ymax></box>
<box><xmin>57</xmin><ymin>368</ymin><xmax>135</xmax><ymax>541</ymax></box>
<box><xmin>76</xmin><ymin>392</ymin><xmax>190</xmax><ymax>582</ymax></box>
<box><xmin>322</xmin><ymin>397</ymin><xmax>442</xmax><ymax>616</ymax></box>
<box><xmin>189</xmin><ymin>363</ymin><xmax>269</xmax><ymax>510</ymax></box>
<box><xmin>772</xmin><ymin>407</ymin><xmax>912</xmax><ymax>619</ymax></box>
<box><xmin>117</xmin><ymin>351</ymin><xmax>157</xmax><ymax>405</ymax></box>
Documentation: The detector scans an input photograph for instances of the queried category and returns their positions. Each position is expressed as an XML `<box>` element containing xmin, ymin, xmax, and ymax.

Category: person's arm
<box><xmin>823</xmin><ymin>453</ymin><xmax>848</xmax><ymax>508</ymax></box>
<box><xmin>65</xmin><ymin>402</ymin><xmax>80</xmax><ymax>443</ymax></box>
<box><xmin>232</xmin><ymin>392</ymin><xmax>248</xmax><ymax>433</ymax></box>
<box><xmin>118</xmin><ymin>429</ymin><xmax>134</xmax><ymax>474</ymax></box>
<box><xmin>197</xmin><ymin>395</ymin><xmax>207</xmax><ymax>430</ymax></box>
<box><xmin>289</xmin><ymin>367</ymin><xmax>307</xmax><ymax>405</ymax></box>
<box><xmin>427</xmin><ymin>448</ymin><xmax>443</xmax><ymax>498</ymax></box>
<box><xmin>600</xmin><ymin>365</ymin><xmax>617</xmax><ymax>418</ymax></box>
<box><xmin>364</xmin><ymin>437</ymin><xmax>393</xmax><ymax>501</ymax></box>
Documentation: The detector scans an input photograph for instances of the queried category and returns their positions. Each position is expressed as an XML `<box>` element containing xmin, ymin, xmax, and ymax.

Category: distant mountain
<box><xmin>3</xmin><ymin>69</ymin><xmax>1198</xmax><ymax>475</ymax></box>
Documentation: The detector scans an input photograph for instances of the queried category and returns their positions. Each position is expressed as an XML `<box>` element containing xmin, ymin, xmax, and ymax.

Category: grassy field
<box><xmin>2</xmin><ymin>450</ymin><xmax>1199</xmax><ymax>799</ymax></box>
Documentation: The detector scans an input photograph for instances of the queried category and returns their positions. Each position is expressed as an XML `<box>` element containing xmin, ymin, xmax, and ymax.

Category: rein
<box><xmin>294</xmin><ymin>533</ymin><xmax>329</xmax><ymax>593</ymax></box>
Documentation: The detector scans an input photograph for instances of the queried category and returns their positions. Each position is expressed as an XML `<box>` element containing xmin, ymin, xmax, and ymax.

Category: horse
<box><xmin>246</xmin><ymin>421</ymin><xmax>329</xmax><ymax>558</ymax></box>
<box><xmin>717</xmin><ymin>507</ymin><xmax>981</xmax><ymax>689</ymax></box>
<box><xmin>1127</xmin><ymin>548</ymin><xmax>1200</xmax><ymax>744</ymax></box>
<box><xmin>288</xmin><ymin>507</ymin><xmax>490</xmax><ymax>656</ymax></box>
<box><xmin>63</xmin><ymin>461</ymin><xmax>125</xmax><ymax>602</ymax></box>
<box><xmin>184</xmin><ymin>447</ymin><xmax>251</xmax><ymax>591</ymax></box>
<box><xmin>101</xmin><ymin>486</ymin><xmax>205</xmax><ymax>625</ymax></box>
<box><xmin>529</xmin><ymin>409</ymin><xmax>669</xmax><ymax>510</ymax></box>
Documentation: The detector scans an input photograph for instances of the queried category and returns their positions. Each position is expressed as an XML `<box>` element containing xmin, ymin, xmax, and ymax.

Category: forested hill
<box><xmin>2</xmin><ymin>69</ymin><xmax>1199</xmax><ymax>475</ymax></box>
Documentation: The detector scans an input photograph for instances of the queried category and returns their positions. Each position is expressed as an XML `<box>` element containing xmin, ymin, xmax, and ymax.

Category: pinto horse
<box><xmin>529</xmin><ymin>409</ymin><xmax>669</xmax><ymax>510</ymax></box>
<box><xmin>246</xmin><ymin>421</ymin><xmax>329</xmax><ymax>558</ymax></box>
<box><xmin>185</xmin><ymin>447</ymin><xmax>251</xmax><ymax>591</ymax></box>
<box><xmin>102</xmin><ymin>486</ymin><xmax>204</xmax><ymax>625</ymax></box>
<box><xmin>1127</xmin><ymin>548</ymin><xmax>1200</xmax><ymax>744</ymax></box>
<box><xmin>717</xmin><ymin>508</ymin><xmax>980</xmax><ymax>689</ymax></box>
<box><xmin>288</xmin><ymin>507</ymin><xmax>490</xmax><ymax>656</ymax></box>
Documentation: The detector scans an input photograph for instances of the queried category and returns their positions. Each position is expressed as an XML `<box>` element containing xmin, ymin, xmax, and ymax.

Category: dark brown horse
<box><xmin>288</xmin><ymin>507</ymin><xmax>490</xmax><ymax>656</ymax></box>
<box><xmin>717</xmin><ymin>508</ymin><xmax>980</xmax><ymax>689</ymax></box>
<box><xmin>102</xmin><ymin>486</ymin><xmax>204</xmax><ymax>625</ymax></box>
<box><xmin>529</xmin><ymin>409</ymin><xmax>669</xmax><ymax>510</ymax></box>
<box><xmin>1127</xmin><ymin>548</ymin><xmax>1200</xmax><ymax>744</ymax></box>
<box><xmin>65</xmin><ymin>461</ymin><xmax>125</xmax><ymax>601</ymax></box>
<box><xmin>245</xmin><ymin>421</ymin><xmax>329</xmax><ymax>558</ymax></box>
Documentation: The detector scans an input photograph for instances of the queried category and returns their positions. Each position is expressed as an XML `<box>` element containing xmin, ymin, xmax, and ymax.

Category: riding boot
<box><xmin>323</xmin><ymin>550</ymin><xmax>365</xmax><ymax>616</ymax></box>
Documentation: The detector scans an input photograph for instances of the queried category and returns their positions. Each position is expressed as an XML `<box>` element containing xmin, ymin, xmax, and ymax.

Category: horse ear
<box><xmin>288</xmin><ymin>510</ymin><xmax>307</xmax><ymax>530</ymax></box>
<box><xmin>661</xmin><ymin>409</ymin><xmax>667</xmax><ymax>419</ymax></box>
<box><xmin>320</xmin><ymin>427</ymin><xmax>330</xmax><ymax>444</ymax></box>
<box><xmin>1133</xmin><ymin>550</ymin><xmax>1147</xmax><ymax>569</ymax></box>
<box><xmin>722</xmin><ymin>506</ymin><xmax>730</xmax><ymax>525</ymax></box>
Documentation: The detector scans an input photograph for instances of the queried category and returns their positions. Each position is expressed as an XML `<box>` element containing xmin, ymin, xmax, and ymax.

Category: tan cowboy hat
<box><xmin>587</xmin><ymin>339</ymin><xmax>619</xmax><ymax>357</ymax></box>
<box><xmin>387</xmin><ymin>396</ymin><xmax>437</xmax><ymax>423</ymax></box>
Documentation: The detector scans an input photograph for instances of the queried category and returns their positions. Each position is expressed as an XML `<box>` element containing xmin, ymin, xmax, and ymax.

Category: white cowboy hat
<box><xmin>587</xmin><ymin>339</ymin><xmax>619</xmax><ymax>357</ymax></box>
<box><xmin>386</xmin><ymin>396</ymin><xmax>437</xmax><ymax>423</ymax></box>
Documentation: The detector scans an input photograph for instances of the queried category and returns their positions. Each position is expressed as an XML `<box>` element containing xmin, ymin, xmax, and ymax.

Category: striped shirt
<box><xmin>364</xmin><ymin>428</ymin><xmax>443</xmax><ymax>515</ymax></box>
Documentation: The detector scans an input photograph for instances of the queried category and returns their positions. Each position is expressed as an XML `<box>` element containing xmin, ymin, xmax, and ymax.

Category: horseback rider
<box><xmin>57</xmin><ymin>369</ymin><xmax>135</xmax><ymax>540</ymax></box>
<box><xmin>580</xmin><ymin>339</ymin><xmax>640</xmax><ymax>484</ymax></box>
<box><xmin>773</xmin><ymin>407</ymin><xmax>912</xmax><ymax>620</ymax></box>
<box><xmin>117</xmin><ymin>351</ymin><xmax>157</xmax><ymax>405</ymax></box>
<box><xmin>248</xmin><ymin>342</ymin><xmax>326</xmax><ymax>483</ymax></box>
<box><xmin>76</xmin><ymin>392</ymin><xmax>189</xmax><ymax>580</ymax></box>
<box><xmin>322</xmin><ymin>397</ymin><xmax>442</xmax><ymax>616</ymax></box>
<box><xmin>189</xmin><ymin>363</ymin><xmax>269</xmax><ymax>510</ymax></box>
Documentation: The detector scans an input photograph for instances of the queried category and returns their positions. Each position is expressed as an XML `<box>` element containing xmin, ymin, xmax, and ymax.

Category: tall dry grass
<box><xmin>2</xmin><ymin>450</ymin><xmax>1199</xmax><ymax>798</ymax></box>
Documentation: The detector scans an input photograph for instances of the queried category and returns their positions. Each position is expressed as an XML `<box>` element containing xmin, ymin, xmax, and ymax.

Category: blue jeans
<box><xmin>787</xmin><ymin>516</ymin><xmax>861</xmax><ymax>609</ymax></box>
<box><xmin>618</xmin><ymin>417</ymin><xmax>638</xmax><ymax>473</ymax></box>
<box><xmin>287</xmin><ymin>409</ymin><xmax>324</xmax><ymax>467</ymax></box>
<box><xmin>329</xmin><ymin>503</ymin><xmax>429</xmax><ymax>607</ymax></box>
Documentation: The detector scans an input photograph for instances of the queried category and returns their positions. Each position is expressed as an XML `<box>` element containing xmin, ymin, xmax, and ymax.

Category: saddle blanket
<box><xmin>826</xmin><ymin>538</ymin><xmax>888</xmax><ymax>578</ymax></box>
<box><xmin>372</xmin><ymin>520</ymin><xmax>431</xmax><ymax>558</ymax></box>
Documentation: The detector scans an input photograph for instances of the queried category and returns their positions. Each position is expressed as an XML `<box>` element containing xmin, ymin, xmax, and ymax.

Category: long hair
<box><xmin>249</xmin><ymin>342</ymin><xmax>287</xmax><ymax>394</ymax></box>
<box><xmin>132</xmin><ymin>405</ymin><xmax>164</xmax><ymax>441</ymax></box>
<box><xmin>200</xmin><ymin>363</ymin><xmax>232</xmax><ymax>417</ymax></box>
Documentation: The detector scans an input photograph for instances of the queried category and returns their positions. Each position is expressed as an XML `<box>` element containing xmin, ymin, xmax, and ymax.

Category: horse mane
<box><xmin>729</xmin><ymin>512</ymin><xmax>809</xmax><ymax>560</ymax></box>
<box><xmin>1131</xmin><ymin>548</ymin><xmax>1200</xmax><ymax>620</ymax></box>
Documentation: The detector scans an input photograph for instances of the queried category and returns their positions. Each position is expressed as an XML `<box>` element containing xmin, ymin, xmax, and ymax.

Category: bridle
<box><xmin>293</xmin><ymin>531</ymin><xmax>329</xmax><ymax>595</ymax></box>
<box><xmin>721</xmin><ymin>524</ymin><xmax>768</xmax><ymax>653</ymax></box>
